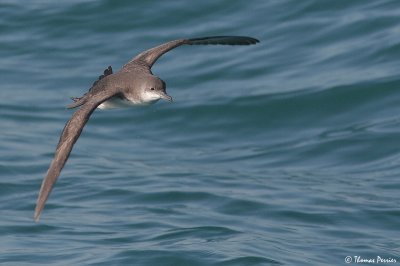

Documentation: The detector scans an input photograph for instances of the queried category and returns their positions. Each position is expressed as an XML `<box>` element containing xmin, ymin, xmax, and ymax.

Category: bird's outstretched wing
<box><xmin>122</xmin><ymin>36</ymin><xmax>259</xmax><ymax>71</ymax></box>
<box><xmin>34</xmin><ymin>86</ymin><xmax>121</xmax><ymax>222</ymax></box>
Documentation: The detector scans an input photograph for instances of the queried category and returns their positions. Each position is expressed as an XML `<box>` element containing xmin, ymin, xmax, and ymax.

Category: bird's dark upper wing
<box><xmin>122</xmin><ymin>36</ymin><xmax>259</xmax><ymax>71</ymax></box>
<box><xmin>34</xmin><ymin>86</ymin><xmax>121</xmax><ymax>222</ymax></box>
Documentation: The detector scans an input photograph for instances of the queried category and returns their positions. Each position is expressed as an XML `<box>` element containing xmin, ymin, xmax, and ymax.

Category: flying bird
<box><xmin>34</xmin><ymin>36</ymin><xmax>260</xmax><ymax>221</ymax></box>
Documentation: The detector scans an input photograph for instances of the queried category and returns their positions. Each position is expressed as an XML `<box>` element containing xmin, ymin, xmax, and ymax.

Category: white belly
<box><xmin>97</xmin><ymin>96</ymin><xmax>159</xmax><ymax>109</ymax></box>
<box><xmin>98</xmin><ymin>97</ymin><xmax>138</xmax><ymax>109</ymax></box>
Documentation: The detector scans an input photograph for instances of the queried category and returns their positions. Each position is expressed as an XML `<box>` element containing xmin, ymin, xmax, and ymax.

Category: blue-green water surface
<box><xmin>1</xmin><ymin>1</ymin><xmax>400</xmax><ymax>265</ymax></box>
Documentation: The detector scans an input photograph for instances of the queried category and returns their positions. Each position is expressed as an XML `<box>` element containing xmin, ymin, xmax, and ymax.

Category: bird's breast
<box><xmin>97</xmin><ymin>96</ymin><xmax>139</xmax><ymax>109</ymax></box>
<box><xmin>97</xmin><ymin>95</ymin><xmax>158</xmax><ymax>109</ymax></box>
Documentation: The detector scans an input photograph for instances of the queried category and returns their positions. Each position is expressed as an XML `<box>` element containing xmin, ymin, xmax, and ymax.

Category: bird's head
<box><xmin>140</xmin><ymin>75</ymin><xmax>172</xmax><ymax>104</ymax></box>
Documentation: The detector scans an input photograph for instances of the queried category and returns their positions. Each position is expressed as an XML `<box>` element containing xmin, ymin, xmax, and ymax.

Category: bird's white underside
<box><xmin>98</xmin><ymin>97</ymin><xmax>138</xmax><ymax>109</ymax></box>
<box><xmin>97</xmin><ymin>94</ymin><xmax>160</xmax><ymax>109</ymax></box>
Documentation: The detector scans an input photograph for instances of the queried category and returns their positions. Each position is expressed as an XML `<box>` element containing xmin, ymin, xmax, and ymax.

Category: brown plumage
<box><xmin>34</xmin><ymin>36</ymin><xmax>260</xmax><ymax>221</ymax></box>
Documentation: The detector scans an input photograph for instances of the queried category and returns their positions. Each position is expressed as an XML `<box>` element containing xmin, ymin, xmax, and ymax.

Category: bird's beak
<box><xmin>159</xmin><ymin>92</ymin><xmax>173</xmax><ymax>102</ymax></box>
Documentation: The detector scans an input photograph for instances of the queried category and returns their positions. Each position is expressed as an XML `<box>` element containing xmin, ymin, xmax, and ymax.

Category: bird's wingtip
<box><xmin>33</xmin><ymin>211</ymin><xmax>41</xmax><ymax>223</ymax></box>
<box><xmin>187</xmin><ymin>36</ymin><xmax>260</xmax><ymax>46</ymax></box>
<box><xmin>34</xmin><ymin>200</ymin><xmax>44</xmax><ymax>222</ymax></box>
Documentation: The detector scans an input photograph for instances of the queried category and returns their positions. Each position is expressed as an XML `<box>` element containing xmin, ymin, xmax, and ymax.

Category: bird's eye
<box><xmin>150</xmin><ymin>88</ymin><xmax>155</xmax><ymax>90</ymax></box>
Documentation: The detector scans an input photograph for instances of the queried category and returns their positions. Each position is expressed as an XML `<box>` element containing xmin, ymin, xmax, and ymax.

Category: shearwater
<box><xmin>34</xmin><ymin>36</ymin><xmax>260</xmax><ymax>221</ymax></box>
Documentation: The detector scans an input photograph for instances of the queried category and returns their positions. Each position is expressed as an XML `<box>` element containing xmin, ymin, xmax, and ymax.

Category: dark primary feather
<box><xmin>187</xmin><ymin>36</ymin><xmax>259</xmax><ymax>45</ymax></box>
<box><xmin>123</xmin><ymin>35</ymin><xmax>259</xmax><ymax>71</ymax></box>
